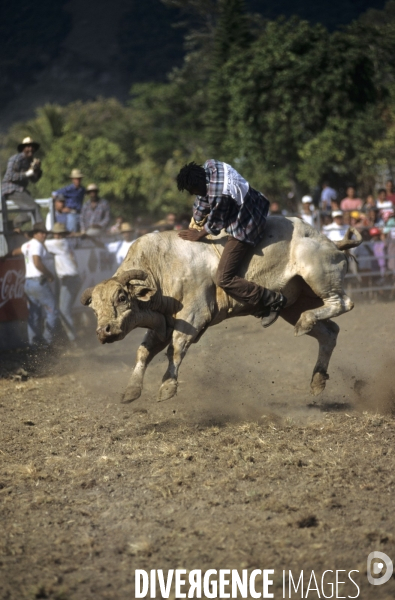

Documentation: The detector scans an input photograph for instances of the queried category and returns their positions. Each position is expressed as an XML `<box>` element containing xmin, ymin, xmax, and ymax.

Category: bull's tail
<box><xmin>334</xmin><ymin>227</ymin><xmax>362</xmax><ymax>251</ymax></box>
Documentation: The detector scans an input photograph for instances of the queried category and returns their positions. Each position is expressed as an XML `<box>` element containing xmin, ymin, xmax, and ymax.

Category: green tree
<box><xmin>223</xmin><ymin>16</ymin><xmax>383</xmax><ymax>199</ymax></box>
<box><xmin>206</xmin><ymin>0</ymin><xmax>250</xmax><ymax>154</ymax></box>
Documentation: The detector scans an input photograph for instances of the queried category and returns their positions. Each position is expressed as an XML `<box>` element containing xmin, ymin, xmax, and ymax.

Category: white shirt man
<box><xmin>17</xmin><ymin>222</ymin><xmax>58</xmax><ymax>346</ymax></box>
<box><xmin>323</xmin><ymin>211</ymin><xmax>349</xmax><ymax>242</ymax></box>
<box><xmin>45</xmin><ymin>223</ymin><xmax>80</xmax><ymax>342</ymax></box>
<box><xmin>300</xmin><ymin>195</ymin><xmax>315</xmax><ymax>227</ymax></box>
<box><xmin>45</xmin><ymin>238</ymin><xmax>79</xmax><ymax>278</ymax></box>
<box><xmin>106</xmin><ymin>222</ymin><xmax>135</xmax><ymax>265</ymax></box>
<box><xmin>21</xmin><ymin>237</ymin><xmax>51</xmax><ymax>278</ymax></box>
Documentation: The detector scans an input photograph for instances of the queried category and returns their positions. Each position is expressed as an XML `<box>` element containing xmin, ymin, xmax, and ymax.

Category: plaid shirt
<box><xmin>192</xmin><ymin>159</ymin><xmax>269</xmax><ymax>245</ymax></box>
<box><xmin>2</xmin><ymin>153</ymin><xmax>42</xmax><ymax>196</ymax></box>
<box><xmin>80</xmin><ymin>198</ymin><xmax>111</xmax><ymax>231</ymax></box>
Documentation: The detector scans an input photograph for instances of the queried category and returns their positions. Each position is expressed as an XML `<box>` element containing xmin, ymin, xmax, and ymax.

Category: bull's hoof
<box><xmin>121</xmin><ymin>385</ymin><xmax>142</xmax><ymax>404</ymax></box>
<box><xmin>294</xmin><ymin>314</ymin><xmax>316</xmax><ymax>337</ymax></box>
<box><xmin>310</xmin><ymin>371</ymin><xmax>329</xmax><ymax>396</ymax></box>
<box><xmin>158</xmin><ymin>379</ymin><xmax>178</xmax><ymax>402</ymax></box>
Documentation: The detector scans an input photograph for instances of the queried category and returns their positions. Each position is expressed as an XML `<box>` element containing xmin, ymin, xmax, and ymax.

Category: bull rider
<box><xmin>176</xmin><ymin>159</ymin><xmax>287</xmax><ymax>327</ymax></box>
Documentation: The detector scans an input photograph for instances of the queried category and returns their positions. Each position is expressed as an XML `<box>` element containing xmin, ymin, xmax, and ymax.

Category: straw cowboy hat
<box><xmin>51</xmin><ymin>223</ymin><xmax>70</xmax><ymax>234</ymax></box>
<box><xmin>69</xmin><ymin>168</ymin><xmax>84</xmax><ymax>179</ymax></box>
<box><xmin>86</xmin><ymin>183</ymin><xmax>99</xmax><ymax>192</ymax></box>
<box><xmin>120</xmin><ymin>222</ymin><xmax>133</xmax><ymax>233</ymax></box>
<box><xmin>18</xmin><ymin>137</ymin><xmax>40</xmax><ymax>152</ymax></box>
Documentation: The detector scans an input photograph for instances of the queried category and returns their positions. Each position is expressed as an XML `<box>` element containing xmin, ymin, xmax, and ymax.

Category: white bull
<box><xmin>81</xmin><ymin>217</ymin><xmax>361</xmax><ymax>403</ymax></box>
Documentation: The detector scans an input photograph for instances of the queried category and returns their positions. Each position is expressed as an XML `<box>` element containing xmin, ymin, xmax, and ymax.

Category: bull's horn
<box><xmin>116</xmin><ymin>270</ymin><xmax>148</xmax><ymax>286</ymax></box>
<box><xmin>334</xmin><ymin>227</ymin><xmax>363</xmax><ymax>250</ymax></box>
<box><xmin>80</xmin><ymin>287</ymin><xmax>94</xmax><ymax>306</ymax></box>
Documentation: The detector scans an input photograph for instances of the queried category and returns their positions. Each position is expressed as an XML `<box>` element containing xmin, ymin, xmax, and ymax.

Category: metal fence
<box><xmin>345</xmin><ymin>242</ymin><xmax>395</xmax><ymax>298</ymax></box>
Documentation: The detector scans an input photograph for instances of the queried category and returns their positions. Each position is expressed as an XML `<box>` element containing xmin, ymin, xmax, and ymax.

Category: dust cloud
<box><xmin>64</xmin><ymin>299</ymin><xmax>395</xmax><ymax>425</ymax></box>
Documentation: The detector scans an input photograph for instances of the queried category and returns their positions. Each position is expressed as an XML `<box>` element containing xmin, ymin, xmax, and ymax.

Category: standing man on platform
<box><xmin>56</xmin><ymin>169</ymin><xmax>85</xmax><ymax>232</ymax></box>
<box><xmin>2</xmin><ymin>137</ymin><xmax>43</xmax><ymax>225</ymax></box>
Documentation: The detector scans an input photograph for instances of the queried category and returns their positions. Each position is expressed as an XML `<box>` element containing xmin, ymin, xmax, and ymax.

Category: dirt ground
<box><xmin>0</xmin><ymin>300</ymin><xmax>394</xmax><ymax>600</ymax></box>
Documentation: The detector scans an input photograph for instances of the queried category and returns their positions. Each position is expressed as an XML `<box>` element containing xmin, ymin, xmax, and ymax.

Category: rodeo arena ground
<box><xmin>0</xmin><ymin>185</ymin><xmax>395</xmax><ymax>600</ymax></box>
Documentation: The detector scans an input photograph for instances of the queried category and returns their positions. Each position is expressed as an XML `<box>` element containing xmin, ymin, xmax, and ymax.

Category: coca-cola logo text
<box><xmin>0</xmin><ymin>269</ymin><xmax>25</xmax><ymax>308</ymax></box>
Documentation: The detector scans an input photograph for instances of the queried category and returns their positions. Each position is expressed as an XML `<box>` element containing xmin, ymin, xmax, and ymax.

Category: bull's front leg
<box><xmin>122</xmin><ymin>329</ymin><xmax>172</xmax><ymax>403</ymax></box>
<box><xmin>158</xmin><ymin>314</ymin><xmax>209</xmax><ymax>401</ymax></box>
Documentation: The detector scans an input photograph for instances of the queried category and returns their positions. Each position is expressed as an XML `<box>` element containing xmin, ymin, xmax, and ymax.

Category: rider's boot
<box><xmin>253</xmin><ymin>289</ymin><xmax>287</xmax><ymax>328</ymax></box>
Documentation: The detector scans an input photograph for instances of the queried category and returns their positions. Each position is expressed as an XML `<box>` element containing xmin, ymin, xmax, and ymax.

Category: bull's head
<box><xmin>80</xmin><ymin>269</ymin><xmax>157</xmax><ymax>344</ymax></box>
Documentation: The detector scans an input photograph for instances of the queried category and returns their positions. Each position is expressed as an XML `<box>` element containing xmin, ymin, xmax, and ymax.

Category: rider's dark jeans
<box><xmin>216</xmin><ymin>236</ymin><xmax>270</xmax><ymax>306</ymax></box>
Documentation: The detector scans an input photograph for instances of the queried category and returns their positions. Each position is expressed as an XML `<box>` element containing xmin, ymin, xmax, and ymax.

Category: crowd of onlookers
<box><xmin>295</xmin><ymin>181</ymin><xmax>395</xmax><ymax>280</ymax></box>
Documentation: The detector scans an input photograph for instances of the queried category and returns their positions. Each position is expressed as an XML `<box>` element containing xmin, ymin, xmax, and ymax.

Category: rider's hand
<box><xmin>178</xmin><ymin>228</ymin><xmax>207</xmax><ymax>242</ymax></box>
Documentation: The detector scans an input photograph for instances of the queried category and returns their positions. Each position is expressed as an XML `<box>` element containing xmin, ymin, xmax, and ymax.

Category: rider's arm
<box><xmin>192</xmin><ymin>195</ymin><xmax>211</xmax><ymax>224</ymax></box>
<box><xmin>204</xmin><ymin>195</ymin><xmax>232</xmax><ymax>236</ymax></box>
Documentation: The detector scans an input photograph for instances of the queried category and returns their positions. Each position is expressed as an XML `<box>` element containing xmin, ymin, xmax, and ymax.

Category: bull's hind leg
<box><xmin>308</xmin><ymin>320</ymin><xmax>340</xmax><ymax>395</ymax></box>
<box><xmin>122</xmin><ymin>329</ymin><xmax>172</xmax><ymax>403</ymax></box>
<box><xmin>294</xmin><ymin>292</ymin><xmax>353</xmax><ymax>337</ymax></box>
<box><xmin>281</xmin><ymin>297</ymin><xmax>340</xmax><ymax>396</ymax></box>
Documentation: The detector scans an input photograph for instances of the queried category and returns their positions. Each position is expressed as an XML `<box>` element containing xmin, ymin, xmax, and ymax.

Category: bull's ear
<box><xmin>80</xmin><ymin>287</ymin><xmax>94</xmax><ymax>306</ymax></box>
<box><xmin>133</xmin><ymin>285</ymin><xmax>156</xmax><ymax>302</ymax></box>
<box><xmin>116</xmin><ymin>270</ymin><xmax>148</xmax><ymax>286</ymax></box>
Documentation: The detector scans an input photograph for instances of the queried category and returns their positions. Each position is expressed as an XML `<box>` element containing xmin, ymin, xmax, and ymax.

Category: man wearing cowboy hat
<box><xmin>46</xmin><ymin>223</ymin><xmax>80</xmax><ymax>343</ymax></box>
<box><xmin>80</xmin><ymin>183</ymin><xmax>111</xmax><ymax>234</ymax></box>
<box><xmin>2</xmin><ymin>137</ymin><xmax>43</xmax><ymax>225</ymax></box>
<box><xmin>10</xmin><ymin>222</ymin><xmax>59</xmax><ymax>347</ymax></box>
<box><xmin>45</xmin><ymin>193</ymin><xmax>67</xmax><ymax>231</ymax></box>
<box><xmin>55</xmin><ymin>168</ymin><xmax>86</xmax><ymax>233</ymax></box>
<box><xmin>106</xmin><ymin>222</ymin><xmax>135</xmax><ymax>265</ymax></box>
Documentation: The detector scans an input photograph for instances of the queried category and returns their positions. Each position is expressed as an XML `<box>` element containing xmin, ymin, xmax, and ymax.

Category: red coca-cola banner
<box><xmin>0</xmin><ymin>258</ymin><xmax>28</xmax><ymax>322</ymax></box>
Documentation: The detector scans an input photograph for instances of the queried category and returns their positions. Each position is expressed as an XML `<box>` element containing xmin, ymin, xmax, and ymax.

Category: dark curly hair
<box><xmin>176</xmin><ymin>161</ymin><xmax>206</xmax><ymax>192</ymax></box>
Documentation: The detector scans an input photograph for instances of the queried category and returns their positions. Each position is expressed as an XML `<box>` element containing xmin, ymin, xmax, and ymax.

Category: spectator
<box><xmin>350</xmin><ymin>211</ymin><xmax>363</xmax><ymax>228</ymax></box>
<box><xmin>353</xmin><ymin>229</ymin><xmax>375</xmax><ymax>272</ymax></box>
<box><xmin>383</xmin><ymin>210</ymin><xmax>395</xmax><ymax>234</ymax></box>
<box><xmin>45</xmin><ymin>193</ymin><xmax>67</xmax><ymax>231</ymax></box>
<box><xmin>376</xmin><ymin>188</ymin><xmax>393</xmax><ymax>213</ymax></box>
<box><xmin>362</xmin><ymin>194</ymin><xmax>376</xmax><ymax>212</ymax></box>
<box><xmin>370</xmin><ymin>227</ymin><xmax>386</xmax><ymax>279</ymax></box>
<box><xmin>383</xmin><ymin>212</ymin><xmax>395</xmax><ymax>275</ymax></box>
<box><xmin>340</xmin><ymin>186</ymin><xmax>363</xmax><ymax>212</ymax></box>
<box><xmin>323</xmin><ymin>211</ymin><xmax>349</xmax><ymax>242</ymax></box>
<box><xmin>321</xmin><ymin>213</ymin><xmax>333</xmax><ymax>227</ymax></box>
<box><xmin>106</xmin><ymin>223</ymin><xmax>136</xmax><ymax>265</ymax></box>
<box><xmin>109</xmin><ymin>216</ymin><xmax>124</xmax><ymax>234</ymax></box>
<box><xmin>361</xmin><ymin>207</ymin><xmax>384</xmax><ymax>229</ymax></box>
<box><xmin>80</xmin><ymin>183</ymin><xmax>111</xmax><ymax>233</ymax></box>
<box><xmin>11</xmin><ymin>223</ymin><xmax>58</xmax><ymax>347</ymax></box>
<box><xmin>56</xmin><ymin>169</ymin><xmax>86</xmax><ymax>233</ymax></box>
<box><xmin>2</xmin><ymin>137</ymin><xmax>43</xmax><ymax>226</ymax></box>
<box><xmin>343</xmin><ymin>211</ymin><xmax>352</xmax><ymax>226</ymax></box>
<box><xmin>320</xmin><ymin>182</ymin><xmax>337</xmax><ymax>211</ymax></box>
<box><xmin>154</xmin><ymin>212</ymin><xmax>178</xmax><ymax>231</ymax></box>
<box><xmin>45</xmin><ymin>223</ymin><xmax>80</xmax><ymax>343</ymax></box>
<box><xmin>385</xmin><ymin>179</ymin><xmax>395</xmax><ymax>205</ymax></box>
<box><xmin>165</xmin><ymin>213</ymin><xmax>177</xmax><ymax>228</ymax></box>
<box><xmin>269</xmin><ymin>202</ymin><xmax>282</xmax><ymax>215</ymax></box>
<box><xmin>300</xmin><ymin>195</ymin><xmax>314</xmax><ymax>226</ymax></box>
